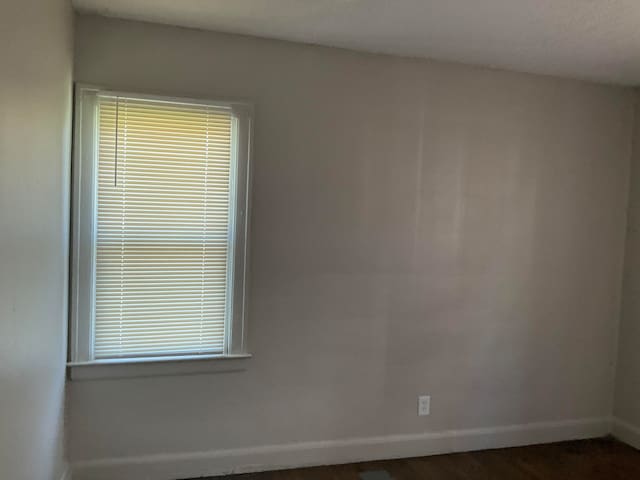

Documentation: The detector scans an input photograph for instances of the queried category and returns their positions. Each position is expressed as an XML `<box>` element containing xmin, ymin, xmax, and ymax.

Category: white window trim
<box><xmin>68</xmin><ymin>84</ymin><xmax>253</xmax><ymax>379</ymax></box>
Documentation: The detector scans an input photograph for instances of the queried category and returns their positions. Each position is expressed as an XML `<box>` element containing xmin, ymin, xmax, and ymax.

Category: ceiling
<box><xmin>73</xmin><ymin>0</ymin><xmax>640</xmax><ymax>85</ymax></box>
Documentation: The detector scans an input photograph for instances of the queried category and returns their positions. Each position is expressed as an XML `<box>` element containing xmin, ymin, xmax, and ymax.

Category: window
<box><xmin>69</xmin><ymin>86</ymin><xmax>252</xmax><ymax>371</ymax></box>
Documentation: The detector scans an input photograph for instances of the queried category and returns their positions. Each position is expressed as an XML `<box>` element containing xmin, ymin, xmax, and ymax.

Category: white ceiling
<box><xmin>73</xmin><ymin>0</ymin><xmax>640</xmax><ymax>85</ymax></box>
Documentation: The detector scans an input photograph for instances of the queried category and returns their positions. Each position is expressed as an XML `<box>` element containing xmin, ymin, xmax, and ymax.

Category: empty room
<box><xmin>4</xmin><ymin>1</ymin><xmax>640</xmax><ymax>479</ymax></box>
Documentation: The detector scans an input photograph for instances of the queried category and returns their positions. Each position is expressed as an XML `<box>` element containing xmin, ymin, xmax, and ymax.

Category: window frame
<box><xmin>68</xmin><ymin>84</ymin><xmax>253</xmax><ymax>378</ymax></box>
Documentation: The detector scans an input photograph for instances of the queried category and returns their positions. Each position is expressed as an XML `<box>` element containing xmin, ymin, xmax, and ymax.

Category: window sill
<box><xmin>67</xmin><ymin>354</ymin><xmax>252</xmax><ymax>380</ymax></box>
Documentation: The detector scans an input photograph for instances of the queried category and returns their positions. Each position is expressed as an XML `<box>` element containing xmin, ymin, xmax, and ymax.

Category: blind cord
<box><xmin>114</xmin><ymin>96</ymin><xmax>120</xmax><ymax>187</ymax></box>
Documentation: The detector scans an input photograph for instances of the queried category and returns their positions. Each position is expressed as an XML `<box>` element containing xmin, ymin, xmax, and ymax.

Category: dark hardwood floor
<box><xmin>209</xmin><ymin>438</ymin><xmax>640</xmax><ymax>480</ymax></box>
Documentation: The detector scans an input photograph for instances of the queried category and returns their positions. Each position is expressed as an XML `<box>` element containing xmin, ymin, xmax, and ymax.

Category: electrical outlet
<box><xmin>418</xmin><ymin>395</ymin><xmax>430</xmax><ymax>416</ymax></box>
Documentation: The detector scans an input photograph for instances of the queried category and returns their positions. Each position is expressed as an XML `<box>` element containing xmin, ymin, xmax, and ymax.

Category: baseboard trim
<box><xmin>71</xmin><ymin>417</ymin><xmax>609</xmax><ymax>480</ymax></box>
<box><xmin>58</xmin><ymin>463</ymin><xmax>72</xmax><ymax>480</ymax></box>
<box><xmin>611</xmin><ymin>417</ymin><xmax>640</xmax><ymax>449</ymax></box>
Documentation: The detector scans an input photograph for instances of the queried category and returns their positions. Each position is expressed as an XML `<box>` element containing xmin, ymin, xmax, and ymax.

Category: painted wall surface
<box><xmin>0</xmin><ymin>1</ymin><xmax>73</xmax><ymax>479</ymax></box>
<box><xmin>615</xmin><ymin>94</ymin><xmax>640</xmax><ymax>430</ymax></box>
<box><xmin>70</xmin><ymin>14</ymin><xmax>634</xmax><ymax>465</ymax></box>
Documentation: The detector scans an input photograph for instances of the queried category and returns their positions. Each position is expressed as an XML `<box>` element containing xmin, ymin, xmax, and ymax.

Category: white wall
<box><xmin>614</xmin><ymin>93</ymin><xmax>640</xmax><ymax>446</ymax></box>
<box><xmin>0</xmin><ymin>1</ymin><xmax>73</xmax><ymax>479</ymax></box>
<box><xmin>70</xmin><ymin>14</ymin><xmax>635</xmax><ymax>477</ymax></box>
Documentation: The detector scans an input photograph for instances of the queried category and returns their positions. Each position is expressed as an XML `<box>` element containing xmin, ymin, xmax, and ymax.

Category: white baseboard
<box><xmin>58</xmin><ymin>463</ymin><xmax>72</xmax><ymax>480</ymax></box>
<box><xmin>71</xmin><ymin>417</ymin><xmax>609</xmax><ymax>480</ymax></box>
<box><xmin>612</xmin><ymin>417</ymin><xmax>640</xmax><ymax>449</ymax></box>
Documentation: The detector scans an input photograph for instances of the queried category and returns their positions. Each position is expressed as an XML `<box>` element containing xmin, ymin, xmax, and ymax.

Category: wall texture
<box><xmin>614</xmin><ymin>93</ymin><xmax>640</xmax><ymax>445</ymax></box>
<box><xmin>70</xmin><ymin>14</ymin><xmax>635</xmax><ymax>476</ymax></box>
<box><xmin>0</xmin><ymin>1</ymin><xmax>73</xmax><ymax>479</ymax></box>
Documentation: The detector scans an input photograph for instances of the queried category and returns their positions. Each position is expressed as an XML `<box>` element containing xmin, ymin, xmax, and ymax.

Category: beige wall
<box><xmin>70</xmin><ymin>14</ymin><xmax>635</xmax><ymax>470</ymax></box>
<box><xmin>0</xmin><ymin>1</ymin><xmax>73</xmax><ymax>479</ymax></box>
<box><xmin>615</xmin><ymin>93</ymin><xmax>640</xmax><ymax>432</ymax></box>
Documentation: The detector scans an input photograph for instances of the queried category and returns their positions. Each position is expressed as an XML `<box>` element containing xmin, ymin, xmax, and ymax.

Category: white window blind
<box><xmin>94</xmin><ymin>95</ymin><xmax>234</xmax><ymax>359</ymax></box>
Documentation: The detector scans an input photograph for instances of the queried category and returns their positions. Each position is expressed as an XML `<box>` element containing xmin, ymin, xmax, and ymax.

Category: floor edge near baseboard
<box><xmin>611</xmin><ymin>417</ymin><xmax>640</xmax><ymax>450</ymax></box>
<box><xmin>71</xmin><ymin>417</ymin><xmax>610</xmax><ymax>480</ymax></box>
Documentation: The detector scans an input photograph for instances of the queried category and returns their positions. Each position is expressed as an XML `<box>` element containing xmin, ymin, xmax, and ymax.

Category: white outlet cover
<box><xmin>418</xmin><ymin>395</ymin><xmax>430</xmax><ymax>416</ymax></box>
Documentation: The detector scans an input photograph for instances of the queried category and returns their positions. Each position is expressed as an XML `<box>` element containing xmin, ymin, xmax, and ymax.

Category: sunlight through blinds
<box><xmin>94</xmin><ymin>95</ymin><xmax>234</xmax><ymax>359</ymax></box>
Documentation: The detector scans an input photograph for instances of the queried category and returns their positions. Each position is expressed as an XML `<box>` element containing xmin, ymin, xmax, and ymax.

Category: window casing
<box><xmin>69</xmin><ymin>86</ymin><xmax>252</xmax><ymax>367</ymax></box>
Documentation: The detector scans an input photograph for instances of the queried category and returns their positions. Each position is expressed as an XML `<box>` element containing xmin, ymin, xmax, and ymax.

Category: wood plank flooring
<box><xmin>208</xmin><ymin>438</ymin><xmax>640</xmax><ymax>480</ymax></box>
